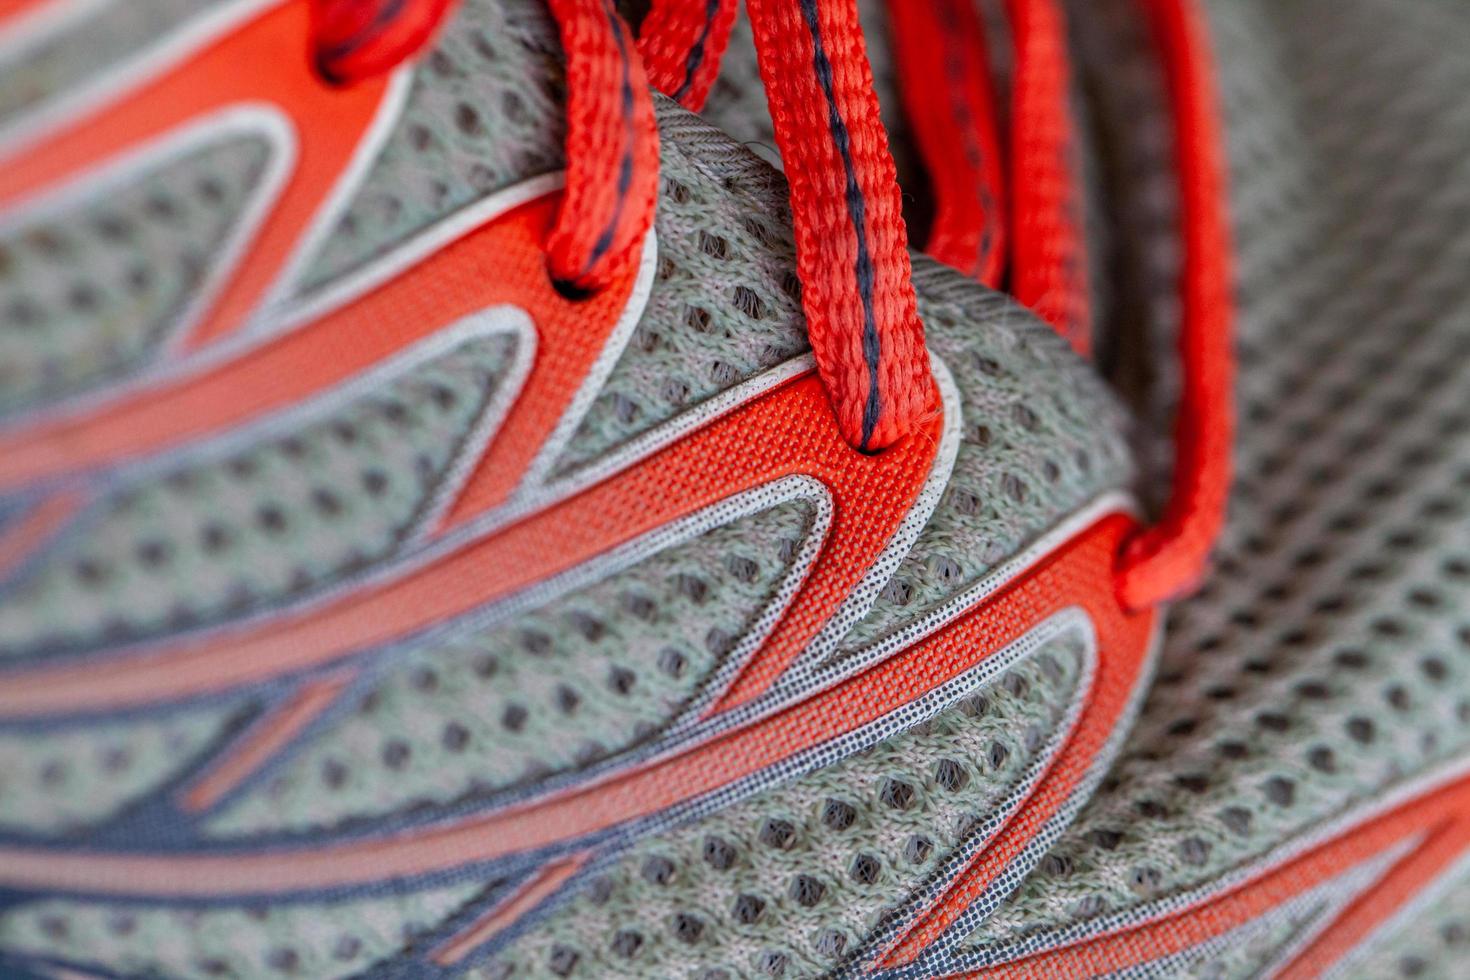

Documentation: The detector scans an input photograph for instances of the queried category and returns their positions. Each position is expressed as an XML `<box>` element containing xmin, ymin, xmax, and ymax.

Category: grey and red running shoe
<box><xmin>0</xmin><ymin>1</ymin><xmax>1465</xmax><ymax>978</ymax></box>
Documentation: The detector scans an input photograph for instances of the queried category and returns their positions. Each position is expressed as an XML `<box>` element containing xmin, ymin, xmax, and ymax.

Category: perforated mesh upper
<box><xmin>1344</xmin><ymin>860</ymin><xmax>1470</xmax><ymax>980</ymax></box>
<box><xmin>967</xmin><ymin>0</ymin><xmax>1470</xmax><ymax>954</ymax></box>
<box><xmin>550</xmin><ymin>109</ymin><xmax>807</xmax><ymax>474</ymax></box>
<box><xmin>0</xmin><ymin>332</ymin><xmax>520</xmax><ymax>659</ymax></box>
<box><xmin>0</xmin><ymin>700</ymin><xmax>246</xmax><ymax>833</ymax></box>
<box><xmin>208</xmin><ymin>495</ymin><xmax>819</xmax><ymax>835</ymax></box>
<box><xmin>0</xmin><ymin>133</ymin><xmax>272</xmax><ymax>416</ymax></box>
<box><xmin>0</xmin><ymin>1</ymin><xmax>1145</xmax><ymax>975</ymax></box>
<box><xmin>0</xmin><ymin>0</ymin><xmax>223</xmax><ymax>129</ymax></box>
<box><xmin>293</xmin><ymin>0</ymin><xmax>566</xmax><ymax>292</ymax></box>
<box><xmin>556</xmin><ymin>110</ymin><xmax>1131</xmax><ymax>584</ymax></box>
<box><xmin>0</xmin><ymin>881</ymin><xmax>482</xmax><ymax>980</ymax></box>
<box><xmin>486</xmin><ymin>623</ymin><xmax>1089</xmax><ymax>980</ymax></box>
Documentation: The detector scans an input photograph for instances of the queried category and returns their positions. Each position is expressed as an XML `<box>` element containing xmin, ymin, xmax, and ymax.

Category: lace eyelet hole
<box><xmin>549</xmin><ymin>271</ymin><xmax>600</xmax><ymax>303</ymax></box>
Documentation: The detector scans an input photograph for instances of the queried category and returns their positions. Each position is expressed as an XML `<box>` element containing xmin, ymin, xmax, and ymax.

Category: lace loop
<box><xmin>1114</xmin><ymin>0</ymin><xmax>1235</xmax><ymax>610</ymax></box>
<box><xmin>1004</xmin><ymin>0</ymin><xmax>1093</xmax><ymax>356</ymax></box>
<box><xmin>311</xmin><ymin>0</ymin><xmax>456</xmax><ymax>84</ymax></box>
<box><xmin>743</xmin><ymin>0</ymin><xmax>939</xmax><ymax>451</ymax></box>
<box><xmin>887</xmin><ymin>0</ymin><xmax>1007</xmax><ymax>288</ymax></box>
<box><xmin>544</xmin><ymin>0</ymin><xmax>661</xmax><ymax>290</ymax></box>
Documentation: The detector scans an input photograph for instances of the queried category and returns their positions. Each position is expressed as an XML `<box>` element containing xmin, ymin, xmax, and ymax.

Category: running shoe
<box><xmin>0</xmin><ymin>0</ymin><xmax>1463</xmax><ymax>978</ymax></box>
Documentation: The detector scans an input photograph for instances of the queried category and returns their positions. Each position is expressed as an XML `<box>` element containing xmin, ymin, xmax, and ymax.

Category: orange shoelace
<box><xmin>309</xmin><ymin>0</ymin><xmax>1233</xmax><ymax>610</ymax></box>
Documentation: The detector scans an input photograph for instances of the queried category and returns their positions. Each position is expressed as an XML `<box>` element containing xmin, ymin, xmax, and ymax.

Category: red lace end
<box><xmin>1115</xmin><ymin>0</ymin><xmax>1235</xmax><ymax>610</ymax></box>
<box><xmin>1006</xmin><ymin>0</ymin><xmax>1093</xmax><ymax>356</ymax></box>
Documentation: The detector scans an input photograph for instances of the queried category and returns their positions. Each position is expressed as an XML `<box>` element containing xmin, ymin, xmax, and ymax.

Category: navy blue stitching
<box><xmin>671</xmin><ymin>0</ymin><xmax>722</xmax><ymax>102</ymax></box>
<box><xmin>579</xmin><ymin>0</ymin><xmax>638</xmax><ymax>278</ymax></box>
<box><xmin>797</xmin><ymin>0</ymin><xmax>884</xmax><ymax>450</ymax></box>
<box><xmin>319</xmin><ymin>0</ymin><xmax>409</xmax><ymax>63</ymax></box>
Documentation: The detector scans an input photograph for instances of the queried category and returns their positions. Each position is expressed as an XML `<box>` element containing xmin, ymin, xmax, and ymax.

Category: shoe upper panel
<box><xmin>0</xmin><ymin>1</ymin><xmax>1144</xmax><ymax>978</ymax></box>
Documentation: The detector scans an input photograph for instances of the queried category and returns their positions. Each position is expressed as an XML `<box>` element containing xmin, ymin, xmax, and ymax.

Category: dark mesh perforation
<box><xmin>294</xmin><ymin>0</ymin><xmax>566</xmax><ymax>291</ymax></box>
<box><xmin>1345</xmin><ymin>860</ymin><xmax>1470</xmax><ymax>980</ymax></box>
<box><xmin>0</xmin><ymin>700</ymin><xmax>247</xmax><ymax>834</ymax></box>
<box><xmin>0</xmin><ymin>881</ymin><xmax>482</xmax><ymax>980</ymax></box>
<box><xmin>0</xmin><ymin>134</ymin><xmax>272</xmax><ymax>415</ymax></box>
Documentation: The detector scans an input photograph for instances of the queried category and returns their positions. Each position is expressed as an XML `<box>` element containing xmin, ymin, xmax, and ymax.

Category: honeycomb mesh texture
<box><xmin>549</xmin><ymin>102</ymin><xmax>808</xmax><ymax>474</ymax></box>
<box><xmin>0</xmin><ymin>0</ymin><xmax>223</xmax><ymax>129</ymax></box>
<box><xmin>0</xmin><ymin>332</ymin><xmax>519</xmax><ymax>659</ymax></box>
<box><xmin>0</xmin><ymin>700</ymin><xmax>246</xmax><ymax>834</ymax></box>
<box><xmin>208</xmin><ymin>496</ymin><xmax>819</xmax><ymax>835</ymax></box>
<box><xmin>0</xmin><ymin>880</ymin><xmax>482</xmax><ymax>980</ymax></box>
<box><xmin>967</xmin><ymin>0</ymin><xmax>1470</xmax><ymax>953</ymax></box>
<box><xmin>293</xmin><ymin>0</ymin><xmax>565</xmax><ymax>292</ymax></box>
<box><xmin>485</xmin><ymin>623</ymin><xmax>1089</xmax><ymax>980</ymax></box>
<box><xmin>1344</xmin><ymin>860</ymin><xmax>1470</xmax><ymax>980</ymax></box>
<box><xmin>0</xmin><ymin>132</ymin><xmax>272</xmax><ymax>416</ymax></box>
<box><xmin>0</xmin><ymin>1</ymin><xmax>1146</xmax><ymax>974</ymax></box>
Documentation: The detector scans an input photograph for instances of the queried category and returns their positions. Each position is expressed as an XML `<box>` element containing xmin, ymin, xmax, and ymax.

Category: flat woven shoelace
<box><xmin>309</xmin><ymin>0</ymin><xmax>1233</xmax><ymax>609</ymax></box>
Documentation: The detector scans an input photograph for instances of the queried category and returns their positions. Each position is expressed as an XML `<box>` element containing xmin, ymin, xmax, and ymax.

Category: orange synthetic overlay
<box><xmin>176</xmin><ymin>670</ymin><xmax>355</xmax><ymax>813</ymax></box>
<box><xmin>429</xmin><ymin>856</ymin><xmax>590</xmax><ymax>965</ymax></box>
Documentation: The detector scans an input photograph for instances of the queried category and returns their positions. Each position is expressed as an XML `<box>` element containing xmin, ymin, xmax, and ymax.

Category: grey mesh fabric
<box><xmin>292</xmin><ymin>0</ymin><xmax>567</xmax><ymax>292</ymax></box>
<box><xmin>0</xmin><ymin>0</ymin><xmax>225</xmax><ymax>130</ymax></box>
<box><xmin>0</xmin><ymin>132</ymin><xmax>274</xmax><ymax>415</ymax></box>
<box><xmin>208</xmin><ymin>496</ymin><xmax>822</xmax><ymax>835</ymax></box>
<box><xmin>0</xmin><ymin>699</ymin><xmax>247</xmax><ymax>833</ymax></box>
<box><xmin>964</xmin><ymin>0</ymin><xmax>1470</xmax><ymax>970</ymax></box>
<box><xmin>0</xmin><ymin>881</ymin><xmax>485</xmax><ymax>979</ymax></box>
<box><xmin>9</xmin><ymin>0</ymin><xmax>1468</xmax><ymax>971</ymax></box>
